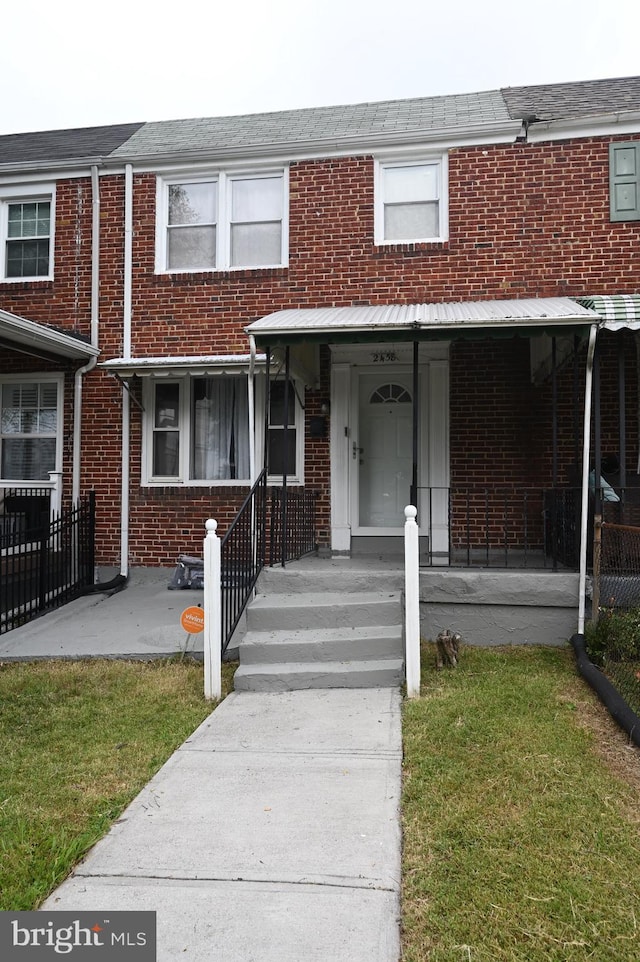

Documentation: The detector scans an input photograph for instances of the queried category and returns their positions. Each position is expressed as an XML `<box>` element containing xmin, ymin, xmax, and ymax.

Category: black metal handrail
<box><xmin>219</xmin><ymin>469</ymin><xmax>268</xmax><ymax>653</ymax></box>
<box><xmin>218</xmin><ymin>472</ymin><xmax>318</xmax><ymax>653</ymax></box>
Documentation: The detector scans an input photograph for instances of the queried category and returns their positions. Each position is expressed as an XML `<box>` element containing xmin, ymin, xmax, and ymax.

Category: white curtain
<box><xmin>193</xmin><ymin>377</ymin><xmax>249</xmax><ymax>480</ymax></box>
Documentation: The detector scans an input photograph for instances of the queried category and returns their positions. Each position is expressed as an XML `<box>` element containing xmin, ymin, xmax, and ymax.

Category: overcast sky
<box><xmin>2</xmin><ymin>0</ymin><xmax>639</xmax><ymax>136</ymax></box>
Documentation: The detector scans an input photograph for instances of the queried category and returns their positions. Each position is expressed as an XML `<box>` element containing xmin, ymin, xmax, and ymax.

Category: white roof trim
<box><xmin>247</xmin><ymin>298</ymin><xmax>598</xmax><ymax>340</ymax></box>
<box><xmin>100</xmin><ymin>354</ymin><xmax>266</xmax><ymax>377</ymax></box>
<box><xmin>0</xmin><ymin>308</ymin><xmax>99</xmax><ymax>360</ymax></box>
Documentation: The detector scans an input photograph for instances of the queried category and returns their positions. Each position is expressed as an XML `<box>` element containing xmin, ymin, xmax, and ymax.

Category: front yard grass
<box><xmin>0</xmin><ymin>658</ymin><xmax>235</xmax><ymax>910</ymax></box>
<box><xmin>403</xmin><ymin>644</ymin><xmax>640</xmax><ymax>961</ymax></box>
<box><xmin>3</xmin><ymin>646</ymin><xmax>640</xmax><ymax>962</ymax></box>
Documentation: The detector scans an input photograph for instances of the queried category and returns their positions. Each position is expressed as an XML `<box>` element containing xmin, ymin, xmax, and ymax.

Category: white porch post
<box><xmin>203</xmin><ymin>519</ymin><xmax>222</xmax><ymax>701</ymax></box>
<box><xmin>404</xmin><ymin>505</ymin><xmax>421</xmax><ymax>697</ymax></box>
<box><xmin>578</xmin><ymin>324</ymin><xmax>598</xmax><ymax>635</ymax></box>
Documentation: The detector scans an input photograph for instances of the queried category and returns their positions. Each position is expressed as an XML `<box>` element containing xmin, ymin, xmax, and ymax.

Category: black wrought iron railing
<box><xmin>219</xmin><ymin>472</ymin><xmax>318</xmax><ymax>653</ymax></box>
<box><xmin>1</xmin><ymin>491</ymin><xmax>96</xmax><ymax>633</ymax></box>
<box><xmin>416</xmin><ymin>486</ymin><xmax>582</xmax><ymax>569</ymax></box>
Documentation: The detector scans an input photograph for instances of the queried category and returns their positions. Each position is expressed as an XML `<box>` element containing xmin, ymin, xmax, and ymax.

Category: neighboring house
<box><xmin>1</xmin><ymin>76</ymin><xmax>639</xmax><ymax>598</ymax></box>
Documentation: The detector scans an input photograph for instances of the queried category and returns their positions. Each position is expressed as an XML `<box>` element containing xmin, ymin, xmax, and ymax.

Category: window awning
<box><xmin>0</xmin><ymin>308</ymin><xmax>99</xmax><ymax>361</ymax></box>
<box><xmin>99</xmin><ymin>354</ymin><xmax>266</xmax><ymax>377</ymax></box>
<box><xmin>247</xmin><ymin>297</ymin><xmax>599</xmax><ymax>347</ymax></box>
<box><xmin>574</xmin><ymin>294</ymin><xmax>640</xmax><ymax>330</ymax></box>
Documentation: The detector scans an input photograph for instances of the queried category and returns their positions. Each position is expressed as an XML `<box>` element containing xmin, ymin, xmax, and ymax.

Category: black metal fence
<box><xmin>219</xmin><ymin>473</ymin><xmax>318</xmax><ymax>652</ymax></box>
<box><xmin>417</xmin><ymin>486</ymin><xmax>581</xmax><ymax>569</ymax></box>
<box><xmin>1</xmin><ymin>491</ymin><xmax>96</xmax><ymax>634</ymax></box>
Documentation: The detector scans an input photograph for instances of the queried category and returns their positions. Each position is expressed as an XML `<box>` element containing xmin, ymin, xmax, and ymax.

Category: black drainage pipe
<box><xmin>79</xmin><ymin>573</ymin><xmax>128</xmax><ymax>596</ymax></box>
<box><xmin>571</xmin><ymin>633</ymin><xmax>640</xmax><ymax>748</ymax></box>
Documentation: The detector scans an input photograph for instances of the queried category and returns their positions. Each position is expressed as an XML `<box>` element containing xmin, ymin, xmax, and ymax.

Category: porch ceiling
<box><xmin>0</xmin><ymin>309</ymin><xmax>99</xmax><ymax>361</ymax></box>
<box><xmin>246</xmin><ymin>298</ymin><xmax>598</xmax><ymax>347</ymax></box>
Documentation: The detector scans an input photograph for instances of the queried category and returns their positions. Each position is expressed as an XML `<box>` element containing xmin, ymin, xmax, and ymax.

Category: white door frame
<box><xmin>350</xmin><ymin>365</ymin><xmax>425</xmax><ymax>537</ymax></box>
<box><xmin>329</xmin><ymin>342</ymin><xmax>450</xmax><ymax>555</ymax></box>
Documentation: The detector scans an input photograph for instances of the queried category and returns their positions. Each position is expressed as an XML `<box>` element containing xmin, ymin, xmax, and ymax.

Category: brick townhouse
<box><xmin>1</xmin><ymin>75</ymin><xmax>639</xmax><ymax>587</ymax></box>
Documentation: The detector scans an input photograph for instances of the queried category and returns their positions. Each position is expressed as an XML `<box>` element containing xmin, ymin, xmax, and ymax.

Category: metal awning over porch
<box><xmin>575</xmin><ymin>294</ymin><xmax>640</xmax><ymax>330</ymax></box>
<box><xmin>0</xmin><ymin>308</ymin><xmax>99</xmax><ymax>361</ymax></box>
<box><xmin>247</xmin><ymin>297</ymin><xmax>599</xmax><ymax>346</ymax></box>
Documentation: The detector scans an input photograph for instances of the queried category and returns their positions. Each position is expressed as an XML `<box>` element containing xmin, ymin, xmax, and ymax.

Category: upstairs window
<box><xmin>158</xmin><ymin>170</ymin><xmax>287</xmax><ymax>272</ymax></box>
<box><xmin>375</xmin><ymin>158</ymin><xmax>447</xmax><ymax>244</ymax></box>
<box><xmin>0</xmin><ymin>186</ymin><xmax>55</xmax><ymax>281</ymax></box>
<box><xmin>610</xmin><ymin>142</ymin><xmax>640</xmax><ymax>222</ymax></box>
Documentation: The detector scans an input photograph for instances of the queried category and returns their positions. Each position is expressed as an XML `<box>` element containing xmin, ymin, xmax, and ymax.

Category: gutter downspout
<box><xmin>578</xmin><ymin>324</ymin><xmax>598</xmax><ymax>634</ymax></box>
<box><xmin>119</xmin><ymin>163</ymin><xmax>134</xmax><ymax>579</ymax></box>
<box><xmin>248</xmin><ymin>334</ymin><xmax>257</xmax><ymax>483</ymax></box>
<box><xmin>72</xmin><ymin>164</ymin><xmax>100</xmax><ymax>505</ymax></box>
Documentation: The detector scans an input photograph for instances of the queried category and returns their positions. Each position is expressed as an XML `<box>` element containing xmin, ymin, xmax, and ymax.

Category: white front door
<box><xmin>353</xmin><ymin>371</ymin><xmax>415</xmax><ymax>534</ymax></box>
<box><xmin>329</xmin><ymin>344</ymin><xmax>450</xmax><ymax>556</ymax></box>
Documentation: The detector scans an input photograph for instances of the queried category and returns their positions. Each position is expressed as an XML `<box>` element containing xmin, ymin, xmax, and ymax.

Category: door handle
<box><xmin>352</xmin><ymin>441</ymin><xmax>364</xmax><ymax>460</ymax></box>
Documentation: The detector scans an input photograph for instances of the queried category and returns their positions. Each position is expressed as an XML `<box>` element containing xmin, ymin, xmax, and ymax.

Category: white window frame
<box><xmin>155</xmin><ymin>168</ymin><xmax>289</xmax><ymax>274</ymax></box>
<box><xmin>0</xmin><ymin>184</ymin><xmax>56</xmax><ymax>282</ymax></box>
<box><xmin>0</xmin><ymin>373</ymin><xmax>64</xmax><ymax>482</ymax></box>
<box><xmin>255</xmin><ymin>374</ymin><xmax>305</xmax><ymax>485</ymax></box>
<box><xmin>141</xmin><ymin>371</ymin><xmax>304</xmax><ymax>486</ymax></box>
<box><xmin>142</xmin><ymin>374</ymin><xmax>254</xmax><ymax>486</ymax></box>
<box><xmin>374</xmin><ymin>155</ymin><xmax>448</xmax><ymax>245</ymax></box>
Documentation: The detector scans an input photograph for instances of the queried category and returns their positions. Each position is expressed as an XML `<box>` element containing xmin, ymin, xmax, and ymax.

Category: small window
<box><xmin>268</xmin><ymin>379</ymin><xmax>297</xmax><ymax>476</ymax></box>
<box><xmin>0</xmin><ymin>186</ymin><xmax>55</xmax><ymax>281</ymax></box>
<box><xmin>375</xmin><ymin>158</ymin><xmax>447</xmax><ymax>244</ymax></box>
<box><xmin>0</xmin><ymin>379</ymin><xmax>60</xmax><ymax>480</ymax></box>
<box><xmin>610</xmin><ymin>142</ymin><xmax>640</xmax><ymax>222</ymax></box>
<box><xmin>158</xmin><ymin>171</ymin><xmax>287</xmax><ymax>273</ymax></box>
<box><xmin>370</xmin><ymin>384</ymin><xmax>412</xmax><ymax>404</ymax></box>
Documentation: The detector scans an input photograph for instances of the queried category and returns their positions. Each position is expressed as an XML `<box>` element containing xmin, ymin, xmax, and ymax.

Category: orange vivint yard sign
<box><xmin>180</xmin><ymin>606</ymin><xmax>205</xmax><ymax>634</ymax></box>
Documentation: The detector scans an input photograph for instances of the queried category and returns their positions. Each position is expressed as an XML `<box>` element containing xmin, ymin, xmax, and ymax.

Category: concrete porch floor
<box><xmin>0</xmin><ymin>552</ymin><xmax>582</xmax><ymax>663</ymax></box>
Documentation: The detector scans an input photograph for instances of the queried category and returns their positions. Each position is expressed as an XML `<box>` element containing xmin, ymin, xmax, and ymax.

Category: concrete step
<box><xmin>246</xmin><ymin>592</ymin><xmax>402</xmax><ymax>632</ymax></box>
<box><xmin>240</xmin><ymin>624</ymin><xmax>403</xmax><ymax>664</ymax></box>
<box><xmin>233</xmin><ymin>658</ymin><xmax>405</xmax><ymax>692</ymax></box>
<box><xmin>257</xmin><ymin>564</ymin><xmax>404</xmax><ymax>595</ymax></box>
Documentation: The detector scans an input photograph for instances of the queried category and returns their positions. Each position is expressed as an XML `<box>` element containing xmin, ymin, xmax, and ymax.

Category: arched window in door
<box><xmin>369</xmin><ymin>383</ymin><xmax>412</xmax><ymax>404</ymax></box>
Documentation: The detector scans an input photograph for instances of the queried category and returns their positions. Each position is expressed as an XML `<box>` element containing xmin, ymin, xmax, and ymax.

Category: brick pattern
<box><xmin>2</xmin><ymin>134</ymin><xmax>640</xmax><ymax>564</ymax></box>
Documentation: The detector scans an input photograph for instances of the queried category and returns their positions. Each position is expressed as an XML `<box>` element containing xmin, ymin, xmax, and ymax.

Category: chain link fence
<box><xmin>589</xmin><ymin>518</ymin><xmax>640</xmax><ymax>716</ymax></box>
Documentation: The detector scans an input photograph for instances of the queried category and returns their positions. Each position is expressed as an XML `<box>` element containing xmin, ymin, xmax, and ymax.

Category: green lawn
<box><xmin>0</xmin><ymin>658</ymin><xmax>235</xmax><ymax>910</ymax></box>
<box><xmin>2</xmin><ymin>646</ymin><xmax>640</xmax><ymax>962</ymax></box>
<box><xmin>402</xmin><ymin>644</ymin><xmax>640</xmax><ymax>962</ymax></box>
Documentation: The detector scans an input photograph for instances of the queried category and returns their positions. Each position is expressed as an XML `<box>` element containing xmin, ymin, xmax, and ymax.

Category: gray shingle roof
<box><xmin>0</xmin><ymin>122</ymin><xmax>144</xmax><ymax>166</ymax></box>
<box><xmin>0</xmin><ymin>76</ymin><xmax>638</xmax><ymax>168</ymax></box>
<box><xmin>502</xmin><ymin>76</ymin><xmax>640</xmax><ymax>122</ymax></box>
<box><xmin>108</xmin><ymin>90</ymin><xmax>509</xmax><ymax>158</ymax></box>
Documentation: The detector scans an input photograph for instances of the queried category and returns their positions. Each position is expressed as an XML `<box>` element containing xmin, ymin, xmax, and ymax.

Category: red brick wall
<box><xmin>3</xmin><ymin>134</ymin><xmax>640</xmax><ymax>564</ymax></box>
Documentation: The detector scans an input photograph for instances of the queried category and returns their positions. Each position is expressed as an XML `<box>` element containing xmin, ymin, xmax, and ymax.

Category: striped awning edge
<box><xmin>575</xmin><ymin>294</ymin><xmax>640</xmax><ymax>330</ymax></box>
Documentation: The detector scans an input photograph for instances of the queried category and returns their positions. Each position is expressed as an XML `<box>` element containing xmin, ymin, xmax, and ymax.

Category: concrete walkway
<box><xmin>42</xmin><ymin>687</ymin><xmax>402</xmax><ymax>962</ymax></box>
<box><xmin>1</xmin><ymin>570</ymin><xmax>402</xmax><ymax>960</ymax></box>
